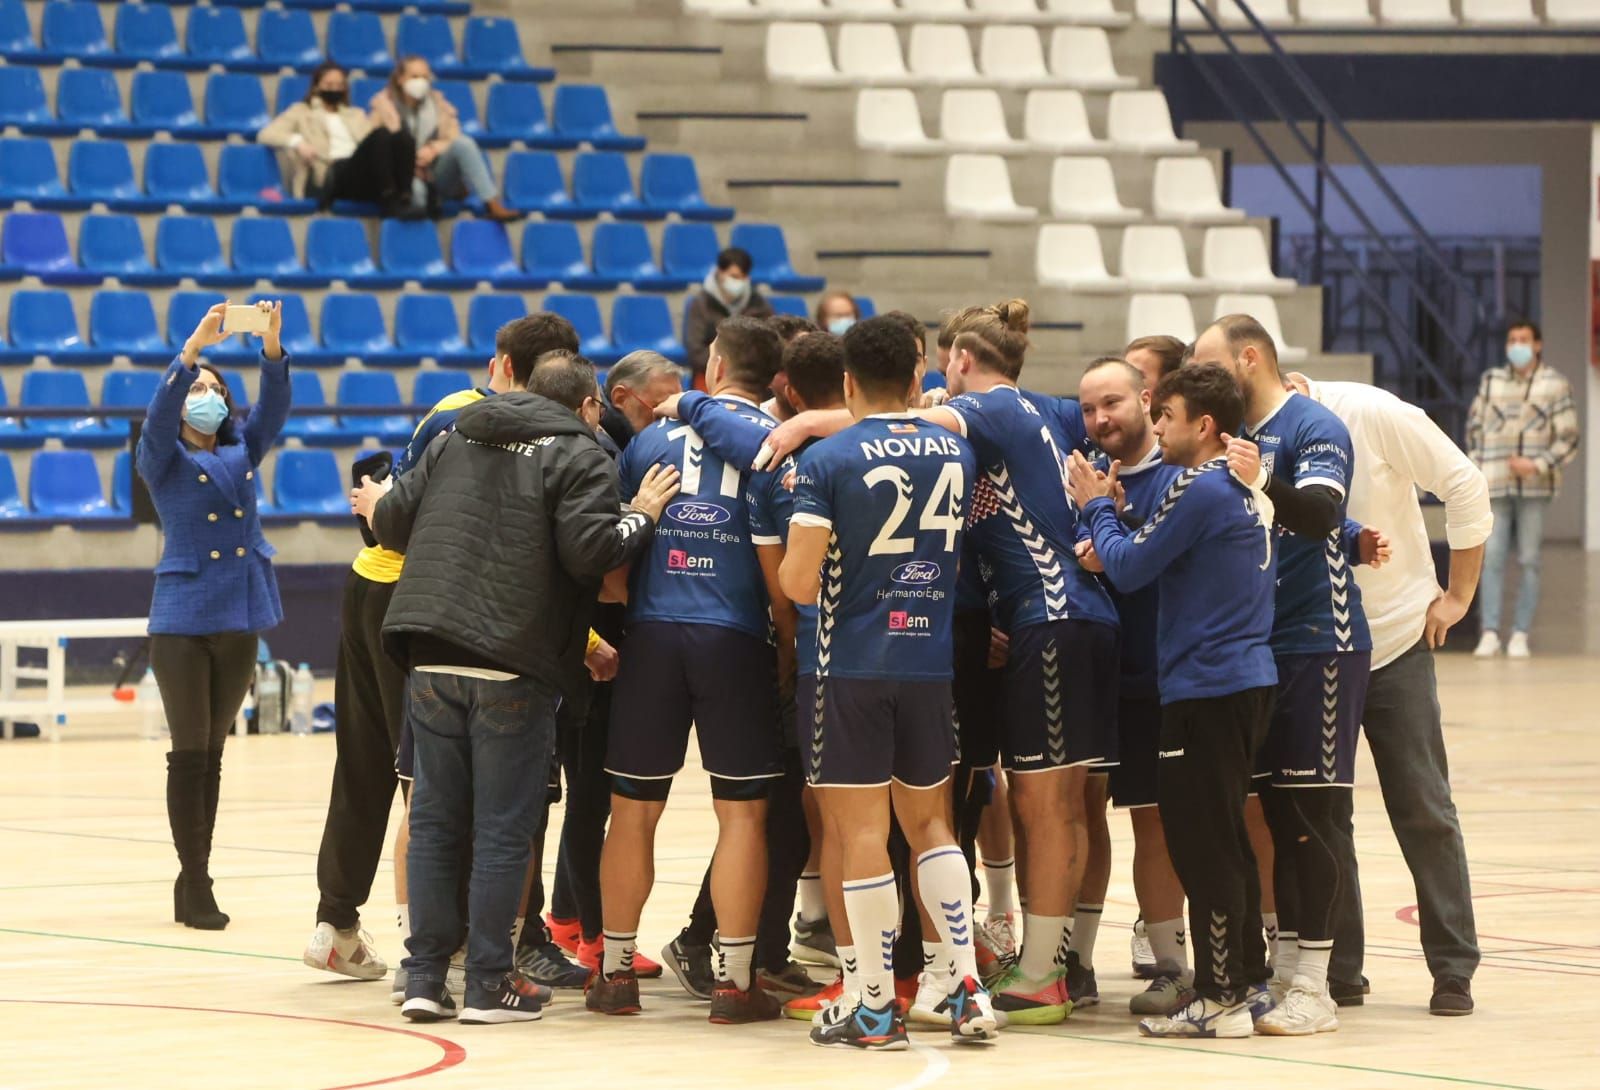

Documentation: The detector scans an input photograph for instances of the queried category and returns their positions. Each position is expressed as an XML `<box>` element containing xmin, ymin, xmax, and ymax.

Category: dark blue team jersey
<box><xmin>947</xmin><ymin>385</ymin><xmax>1118</xmax><ymax>634</ymax></box>
<box><xmin>1021</xmin><ymin>390</ymin><xmax>1092</xmax><ymax>459</ymax></box>
<box><xmin>617</xmin><ymin>395</ymin><xmax>788</xmax><ymax>641</ymax></box>
<box><xmin>1084</xmin><ymin>459</ymin><xmax>1278</xmax><ymax>704</ymax></box>
<box><xmin>1243</xmin><ymin>394</ymin><xmax>1372</xmax><ymax>656</ymax></box>
<box><xmin>792</xmin><ymin>414</ymin><xmax>976</xmax><ymax>681</ymax></box>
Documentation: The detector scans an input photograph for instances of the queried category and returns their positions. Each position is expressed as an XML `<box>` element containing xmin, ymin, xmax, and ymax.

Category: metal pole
<box><xmin>1313</xmin><ymin>116</ymin><xmax>1326</xmax><ymax>286</ymax></box>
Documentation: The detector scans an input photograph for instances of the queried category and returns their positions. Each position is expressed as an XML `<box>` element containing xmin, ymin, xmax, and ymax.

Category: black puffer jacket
<box><xmin>373</xmin><ymin>391</ymin><xmax>654</xmax><ymax>696</ymax></box>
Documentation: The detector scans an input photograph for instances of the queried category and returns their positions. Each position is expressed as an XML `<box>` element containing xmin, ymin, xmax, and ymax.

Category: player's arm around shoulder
<box><xmin>779</xmin><ymin>444</ymin><xmax>834</xmax><ymax>605</ymax></box>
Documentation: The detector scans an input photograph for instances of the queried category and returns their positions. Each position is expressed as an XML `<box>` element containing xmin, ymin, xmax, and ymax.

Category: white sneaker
<box><xmin>812</xmin><ymin>988</ymin><xmax>861</xmax><ymax>1028</ymax></box>
<box><xmin>983</xmin><ymin>915</ymin><xmax>1018</xmax><ymax>961</ymax></box>
<box><xmin>1473</xmin><ymin>631</ymin><xmax>1501</xmax><ymax>658</ymax></box>
<box><xmin>390</xmin><ymin>967</ymin><xmax>407</xmax><ymax>1005</ymax></box>
<box><xmin>1254</xmin><ymin>982</ymin><xmax>1339</xmax><ymax>1035</ymax></box>
<box><xmin>304</xmin><ymin>923</ymin><xmax>388</xmax><ymax>981</ymax></box>
<box><xmin>1130</xmin><ymin>918</ymin><xmax>1158</xmax><ymax>979</ymax></box>
<box><xmin>909</xmin><ymin>970</ymin><xmax>954</xmax><ymax>1026</ymax></box>
<box><xmin>1129</xmin><ymin>971</ymin><xmax>1192</xmax><ymax>1015</ymax></box>
<box><xmin>446</xmin><ymin>949</ymin><xmax>466</xmax><ymax>996</ymax></box>
<box><xmin>1507</xmin><ymin>631</ymin><xmax>1531</xmax><ymax>659</ymax></box>
<box><xmin>1138</xmin><ymin>995</ymin><xmax>1252</xmax><ymax>1038</ymax></box>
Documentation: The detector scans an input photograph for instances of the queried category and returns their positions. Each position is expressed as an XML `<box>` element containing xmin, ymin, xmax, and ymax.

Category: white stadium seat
<box><xmin>940</xmin><ymin>89</ymin><xmax>1026</xmax><ymax>152</ymax></box>
<box><xmin>1120</xmin><ymin>225</ymin><xmax>1207</xmax><ymax>291</ymax></box>
<box><xmin>1023</xmin><ymin>89</ymin><xmax>1106</xmax><ymax>152</ymax></box>
<box><xmin>1547</xmin><ymin>0</ymin><xmax>1600</xmax><ymax>25</ymax></box>
<box><xmin>1461</xmin><ymin>0</ymin><xmax>1537</xmax><ymax>25</ymax></box>
<box><xmin>1050</xmin><ymin>157</ymin><xmax>1140</xmax><ymax>223</ymax></box>
<box><xmin>1214</xmin><ymin>293</ymin><xmax>1309</xmax><ymax>363</ymax></box>
<box><xmin>971</xmin><ymin>0</ymin><xmax>1045</xmax><ymax>19</ymax></box>
<box><xmin>1379</xmin><ymin>0</ymin><xmax>1455</xmax><ymax>25</ymax></box>
<box><xmin>1048</xmin><ymin>27</ymin><xmax>1138</xmax><ymax>90</ymax></box>
<box><xmin>1126</xmin><ymin>292</ymin><xmax>1198</xmax><ymax>345</ymax></box>
<box><xmin>838</xmin><ymin>23</ymin><xmax>912</xmax><ymax>82</ymax></box>
<box><xmin>1036</xmin><ymin>223</ymin><xmax>1126</xmax><ymax>291</ymax></box>
<box><xmin>1218</xmin><ymin>0</ymin><xmax>1294</xmax><ymax>25</ymax></box>
<box><xmin>945</xmin><ymin>154</ymin><xmax>1039</xmax><ymax>220</ymax></box>
<box><xmin>1107</xmin><ymin>91</ymin><xmax>1200</xmax><ymax>154</ymax></box>
<box><xmin>1135</xmin><ymin>0</ymin><xmax>1210</xmax><ymax>26</ymax></box>
<box><xmin>828</xmin><ymin>0</ymin><xmax>900</xmax><ymax>16</ymax></box>
<box><xmin>686</xmin><ymin>0</ymin><xmax>755</xmax><ymax>16</ymax></box>
<box><xmin>755</xmin><ymin>0</ymin><xmax>826</xmax><ymax>12</ymax></box>
<box><xmin>1044</xmin><ymin>0</ymin><xmax>1134</xmax><ymax>27</ymax></box>
<box><xmin>908</xmin><ymin>24</ymin><xmax>983</xmax><ymax>83</ymax></box>
<box><xmin>978</xmin><ymin>27</ymin><xmax>1052</xmax><ymax>86</ymax></box>
<box><xmin>856</xmin><ymin>89</ymin><xmax>944</xmax><ymax>152</ymax></box>
<box><xmin>1202</xmin><ymin>226</ymin><xmax>1296</xmax><ymax>293</ymax></box>
<box><xmin>766</xmin><ymin>22</ymin><xmax>847</xmax><ymax>83</ymax></box>
<box><xmin>901</xmin><ymin>0</ymin><xmax>973</xmax><ymax>15</ymax></box>
<box><xmin>1151</xmin><ymin>157</ymin><xmax>1245</xmax><ymax>224</ymax></box>
<box><xmin>1296</xmin><ymin>0</ymin><xmax>1375</xmax><ymax>25</ymax></box>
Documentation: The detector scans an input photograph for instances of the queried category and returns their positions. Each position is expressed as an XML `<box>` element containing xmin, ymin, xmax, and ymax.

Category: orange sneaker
<box><xmin>576</xmin><ymin>935</ymin><xmax>663</xmax><ymax>979</ymax></box>
<box><xmin>784</xmin><ymin>973</ymin><xmax>843</xmax><ymax>1022</ymax></box>
<box><xmin>894</xmin><ymin>976</ymin><xmax>918</xmax><ymax>1017</ymax></box>
<box><xmin>545</xmin><ymin>915</ymin><xmax>581</xmax><ymax>956</ymax></box>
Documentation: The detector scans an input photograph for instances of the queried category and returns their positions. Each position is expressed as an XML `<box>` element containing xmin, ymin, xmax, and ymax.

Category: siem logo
<box><xmin>891</xmin><ymin>561</ymin><xmax>941</xmax><ymax>585</ymax></box>
<box><xmin>667</xmin><ymin>501</ymin><xmax>732</xmax><ymax>526</ymax></box>
<box><xmin>888</xmin><ymin>611</ymin><xmax>931</xmax><ymax>632</ymax></box>
<box><xmin>668</xmin><ymin>549</ymin><xmax>714</xmax><ymax>572</ymax></box>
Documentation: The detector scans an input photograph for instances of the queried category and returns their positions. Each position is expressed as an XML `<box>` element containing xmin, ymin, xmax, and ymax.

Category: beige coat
<box><xmin>368</xmin><ymin>87</ymin><xmax>461</xmax><ymax>182</ymax></box>
<box><xmin>258</xmin><ymin>102</ymin><xmax>375</xmax><ymax>197</ymax></box>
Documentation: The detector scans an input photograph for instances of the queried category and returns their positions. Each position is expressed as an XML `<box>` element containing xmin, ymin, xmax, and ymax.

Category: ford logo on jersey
<box><xmin>667</xmin><ymin>501</ymin><xmax>731</xmax><ymax>526</ymax></box>
<box><xmin>891</xmin><ymin>561</ymin><xmax>942</xmax><ymax>585</ymax></box>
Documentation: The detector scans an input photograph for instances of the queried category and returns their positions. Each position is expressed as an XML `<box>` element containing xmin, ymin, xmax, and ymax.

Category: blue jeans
<box><xmin>401</xmin><ymin>670</ymin><xmax>557</xmax><ymax>993</ymax></box>
<box><xmin>1479</xmin><ymin>495</ymin><xmax>1547</xmax><ymax>634</ymax></box>
<box><xmin>411</xmin><ymin>136</ymin><xmax>498</xmax><ymax>208</ymax></box>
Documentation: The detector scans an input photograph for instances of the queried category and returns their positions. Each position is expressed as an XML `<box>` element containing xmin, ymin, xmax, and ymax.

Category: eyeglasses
<box><xmin>189</xmin><ymin>380</ymin><xmax>227</xmax><ymax>398</ymax></box>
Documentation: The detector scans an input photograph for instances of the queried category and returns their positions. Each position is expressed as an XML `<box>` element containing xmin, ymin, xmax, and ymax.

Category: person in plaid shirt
<box><xmin>1465</xmin><ymin>320</ymin><xmax>1581</xmax><ymax>658</ymax></box>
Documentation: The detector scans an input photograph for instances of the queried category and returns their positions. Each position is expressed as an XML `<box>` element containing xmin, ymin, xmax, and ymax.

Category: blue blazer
<box><xmin>137</xmin><ymin>352</ymin><xmax>292</xmax><ymax>637</ymax></box>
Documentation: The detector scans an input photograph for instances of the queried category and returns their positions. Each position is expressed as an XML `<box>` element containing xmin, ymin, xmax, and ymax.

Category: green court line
<box><xmin>0</xmin><ymin>926</ymin><xmax>301</xmax><ymax>964</ymax></box>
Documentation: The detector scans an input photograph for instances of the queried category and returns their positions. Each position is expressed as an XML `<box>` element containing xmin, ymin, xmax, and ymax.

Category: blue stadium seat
<box><xmin>273</xmin><ymin>449</ymin><xmax>346</xmax><ymax>515</ymax></box>
<box><xmin>572</xmin><ymin>152</ymin><xmax>660</xmax><ymax>220</ymax></box>
<box><xmin>111</xmin><ymin>450</ymin><xmax>132</xmax><ymax>511</ymax></box>
<box><xmin>204</xmin><ymin>73</ymin><xmax>270</xmax><ymax>137</ymax></box>
<box><xmin>41</xmin><ymin>1</ymin><xmax>115</xmax><ymax>65</ymax></box>
<box><xmin>336</xmin><ymin>371</ymin><xmax>414</xmax><ymax>442</ymax></box>
<box><xmin>413</xmin><ymin>369</ymin><xmax>473</xmax><ymax>408</ymax></box>
<box><xmin>394</xmin><ymin>294</ymin><xmax>467</xmax><ymax>361</ymax></box>
<box><xmin>0</xmin><ymin>67</ymin><xmax>68</xmax><ymax>137</ymax></box>
<box><xmin>155</xmin><ymin>215</ymin><xmax>252</xmax><ymax>287</ymax></box>
<box><xmin>462</xmin><ymin>294</ymin><xmax>526</xmax><ymax>364</ymax></box>
<box><xmin>351</xmin><ymin>77</ymin><xmax>387</xmax><ymax>107</ymax></box>
<box><xmin>21</xmin><ymin>372</ymin><xmax>120</xmax><ymax>447</ymax></box>
<box><xmin>611</xmin><ymin>296</ymin><xmax>683</xmax><ymax>365</ymax></box>
<box><xmin>78</xmin><ymin>213</ymin><xmax>177</xmax><ymax>287</ymax></box>
<box><xmin>1</xmin><ymin>0</ymin><xmax>44</xmax><ymax>62</ymax></box>
<box><xmin>553</xmin><ymin>86</ymin><xmax>645</xmax><ymax>152</ymax></box>
<box><xmin>3</xmin><ymin>212</ymin><xmax>100</xmax><ymax>285</ymax></box>
<box><xmin>662</xmin><ymin>222</ymin><xmax>721</xmax><ymax>284</ymax></box>
<box><xmin>462</xmin><ymin>16</ymin><xmax>552</xmax><ymax>82</ymax></box>
<box><xmin>856</xmin><ymin>295</ymin><xmax>877</xmax><ymax>318</ymax></box>
<box><xmin>0</xmin><ymin>378</ymin><xmax>43</xmax><ymax>450</ymax></box>
<box><xmin>281</xmin><ymin>371</ymin><xmax>354</xmax><ymax>445</ymax></box>
<box><xmin>8</xmin><ymin>290</ymin><xmax>107</xmax><ymax>363</ymax></box>
<box><xmin>767</xmin><ymin>295</ymin><xmax>808</xmax><ymax>318</ymax></box>
<box><xmin>30</xmin><ymin>450</ymin><xmax>114</xmax><ymax>518</ymax></box>
<box><xmin>593</xmin><ymin>222</ymin><xmax>684</xmax><ymax>292</ymax></box>
<box><xmin>232</xmin><ymin>218</ymin><xmax>328</xmax><ymax>288</ymax></box>
<box><xmin>0</xmin><ymin>453</ymin><xmax>26</xmax><ymax>514</ymax></box>
<box><xmin>219</xmin><ymin>369</ymin><xmax>251</xmax><ymax>411</ymax></box>
<box><xmin>521</xmin><ymin>222</ymin><xmax>613</xmax><ymax>291</ymax></box>
<box><xmin>90</xmin><ymin>292</ymin><xmax>171</xmax><ymax>365</ymax></box>
<box><xmin>257</xmin><ymin>8</ymin><xmax>320</xmax><ymax>70</ymax></box>
<box><xmin>247</xmin><ymin>292</ymin><xmax>335</xmax><ymax>366</ymax></box>
<box><xmin>57</xmin><ymin>69</ymin><xmax>140</xmax><ymax>136</ymax></box>
<box><xmin>641</xmin><ymin>155</ymin><xmax>734</xmax><ymax>222</ymax></box>
<box><xmin>218</xmin><ymin>145</ymin><xmax>315</xmax><ymax>213</ymax></box>
<box><xmin>380</xmin><ymin>220</ymin><xmax>473</xmax><ymax>290</ymax></box>
<box><xmin>502</xmin><ymin>152</ymin><xmax>586</xmax><ymax>219</ymax></box>
<box><xmin>398</xmin><ymin>15</ymin><xmax>480</xmax><ymax>79</ymax></box>
<box><xmin>481</xmin><ymin>83</ymin><xmax>573</xmax><ymax>150</ymax></box>
<box><xmin>304</xmin><ymin>218</ymin><xmax>399</xmax><ymax>288</ymax></box>
<box><xmin>729</xmin><ymin>223</ymin><xmax>825</xmax><ymax>293</ymax></box>
<box><xmin>184</xmin><ymin>6</ymin><xmax>255</xmax><ymax>69</ymax></box>
<box><xmin>435</xmin><ymin>80</ymin><xmax>484</xmax><ymax>139</ymax></box>
<box><xmin>165</xmin><ymin>289</ymin><xmax>228</xmax><ymax>350</ymax></box>
<box><xmin>542</xmin><ymin>294</ymin><xmax>610</xmax><ymax>360</ymax></box>
<box><xmin>145</xmin><ymin>143</ymin><xmax>240</xmax><ymax>212</ymax></box>
<box><xmin>130</xmin><ymin>70</ymin><xmax>202</xmax><ymax>137</ymax></box>
<box><xmin>281</xmin><ymin>0</ymin><xmax>339</xmax><ymax>11</ymax></box>
<box><xmin>321</xmin><ymin>293</ymin><xmax>415</xmax><ymax>365</ymax></box>
<box><xmin>101</xmin><ymin>370</ymin><xmax>164</xmax><ymax>419</ymax></box>
<box><xmin>450</xmin><ymin>221</ymin><xmax>540</xmax><ymax>288</ymax></box>
<box><xmin>327</xmin><ymin>11</ymin><xmax>392</xmax><ymax>72</ymax></box>
<box><xmin>274</xmin><ymin>74</ymin><xmax>311</xmax><ymax>115</ymax></box>
<box><xmin>113</xmin><ymin>2</ymin><xmax>181</xmax><ymax>65</ymax></box>
<box><xmin>0</xmin><ymin>137</ymin><xmax>86</xmax><ymax>211</ymax></box>
<box><xmin>68</xmin><ymin>142</ymin><xmax>159</xmax><ymax>212</ymax></box>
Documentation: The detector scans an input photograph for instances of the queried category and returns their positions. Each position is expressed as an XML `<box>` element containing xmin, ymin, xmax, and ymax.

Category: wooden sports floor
<box><xmin>2</xmin><ymin>578</ymin><xmax>1598</xmax><ymax>1089</ymax></box>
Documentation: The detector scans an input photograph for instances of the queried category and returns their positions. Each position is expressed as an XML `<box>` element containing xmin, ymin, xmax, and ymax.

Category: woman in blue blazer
<box><xmin>138</xmin><ymin>299</ymin><xmax>289</xmax><ymax>930</ymax></box>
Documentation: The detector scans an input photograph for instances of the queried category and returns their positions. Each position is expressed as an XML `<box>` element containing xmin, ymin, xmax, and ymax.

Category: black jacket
<box><xmin>683</xmin><ymin>288</ymin><xmax>774</xmax><ymax>374</ymax></box>
<box><xmin>372</xmin><ymin>391</ymin><xmax>654</xmax><ymax>696</ymax></box>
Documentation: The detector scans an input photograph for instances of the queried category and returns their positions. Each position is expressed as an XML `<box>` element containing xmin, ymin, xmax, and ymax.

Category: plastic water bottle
<box><xmin>140</xmin><ymin>668</ymin><xmax>166</xmax><ymax>741</ymax></box>
<box><xmin>290</xmin><ymin>663</ymin><xmax>314</xmax><ymax>736</ymax></box>
<box><xmin>257</xmin><ymin>665</ymin><xmax>282</xmax><ymax>734</ymax></box>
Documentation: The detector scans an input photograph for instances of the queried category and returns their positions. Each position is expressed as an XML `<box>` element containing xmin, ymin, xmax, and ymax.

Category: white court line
<box><xmin>893</xmin><ymin>1038</ymin><xmax>951</xmax><ymax>1090</ymax></box>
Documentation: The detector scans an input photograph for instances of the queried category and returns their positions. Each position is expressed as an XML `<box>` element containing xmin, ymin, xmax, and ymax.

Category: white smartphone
<box><xmin>224</xmin><ymin>304</ymin><xmax>271</xmax><ymax>335</ymax></box>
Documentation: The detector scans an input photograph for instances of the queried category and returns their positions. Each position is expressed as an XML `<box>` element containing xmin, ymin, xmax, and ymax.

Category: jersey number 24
<box><xmin>864</xmin><ymin>463</ymin><xmax>964</xmax><ymax>557</ymax></box>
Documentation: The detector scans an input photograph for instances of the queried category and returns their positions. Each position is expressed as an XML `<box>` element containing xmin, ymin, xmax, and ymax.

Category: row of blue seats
<box><xmin>0</xmin><ymin>145</ymin><xmax>717</xmax><ymax>220</ymax></box>
<box><xmin>0</xmin><ymin>69</ymin><xmax>635</xmax><ymax>148</ymax></box>
<box><xmin>2</xmin><ymin>4</ymin><xmax>533</xmax><ymax>77</ymax></box>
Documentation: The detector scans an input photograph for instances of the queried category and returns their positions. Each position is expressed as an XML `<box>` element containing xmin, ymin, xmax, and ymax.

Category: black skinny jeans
<box><xmin>150</xmin><ymin>632</ymin><xmax>258</xmax><ymax>752</ymax></box>
<box><xmin>316</xmin><ymin>128</ymin><xmax>417</xmax><ymax>205</ymax></box>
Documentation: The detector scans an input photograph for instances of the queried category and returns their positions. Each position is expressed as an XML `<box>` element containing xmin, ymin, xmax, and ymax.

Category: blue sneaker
<box><xmin>938</xmin><ymin>976</ymin><xmax>998</xmax><ymax>1043</ymax></box>
<box><xmin>1245</xmin><ymin>981</ymin><xmax>1277</xmax><ymax>1022</ymax></box>
<box><xmin>401</xmin><ymin>978</ymin><xmax>457</xmax><ymax>1023</ymax></box>
<box><xmin>460</xmin><ymin>971</ymin><xmax>550</xmax><ymax>1025</ymax></box>
<box><xmin>809</xmin><ymin>1000</ymin><xmax>909</xmax><ymax>1051</ymax></box>
<box><xmin>1138</xmin><ymin>995</ymin><xmax>1252</xmax><ymax>1038</ymax></box>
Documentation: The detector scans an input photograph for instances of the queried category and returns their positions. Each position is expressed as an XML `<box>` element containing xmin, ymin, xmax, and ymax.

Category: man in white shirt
<box><xmin>1288</xmin><ymin>373</ymin><xmax>1492</xmax><ymax>1018</ymax></box>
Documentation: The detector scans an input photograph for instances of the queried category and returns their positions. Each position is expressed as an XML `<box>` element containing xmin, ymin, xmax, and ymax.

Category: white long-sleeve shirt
<box><xmin>1305</xmin><ymin>379</ymin><xmax>1494</xmax><ymax>669</ymax></box>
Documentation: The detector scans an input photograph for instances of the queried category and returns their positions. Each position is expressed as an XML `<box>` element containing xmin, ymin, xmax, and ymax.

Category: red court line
<box><xmin>0</xmin><ymin>1000</ymin><xmax>465</xmax><ymax>1089</ymax></box>
<box><xmin>1396</xmin><ymin>887</ymin><xmax>1600</xmax><ymax>955</ymax></box>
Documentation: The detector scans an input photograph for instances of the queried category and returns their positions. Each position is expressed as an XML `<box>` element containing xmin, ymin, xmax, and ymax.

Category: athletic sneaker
<box><xmin>909</xmin><ymin>970</ymin><xmax>954</xmax><ymax>1027</ymax></box>
<box><xmin>546</xmin><ymin>914</ymin><xmax>582</xmax><ymax>955</ymax></box>
<box><xmin>809</xmin><ymin>1001</ymin><xmax>909</xmax><ymax>1051</ymax></box>
<box><xmin>791</xmin><ymin>915</ymin><xmax>839</xmax><ymax>968</ymax></box>
<box><xmin>1063</xmin><ymin>950</ymin><xmax>1099</xmax><ymax>1008</ymax></box>
<box><xmin>1138</xmin><ymin>995</ymin><xmax>1252</xmax><ymax>1038</ymax></box>
<box><xmin>785</xmin><ymin>973</ymin><xmax>843</xmax><ymax>1022</ymax></box>
<box><xmin>1254</xmin><ymin>982</ymin><xmax>1339</xmax><ymax>1035</ymax></box>
<box><xmin>576</xmin><ymin>936</ymin><xmax>663</xmax><ymax>979</ymax></box>
<box><xmin>303</xmin><ymin>923</ymin><xmax>387</xmax><ymax>981</ymax></box>
<box><xmin>585</xmin><ymin>967</ymin><xmax>642</xmax><ymax>1015</ymax></box>
<box><xmin>662</xmin><ymin>936</ymin><xmax>716</xmax><ymax>1000</ymax></box>
<box><xmin>1130</xmin><ymin>971</ymin><xmax>1192</xmax><ymax>1016</ymax></box>
<box><xmin>939</xmin><ymin>976</ymin><xmax>999</xmax><ymax>1043</ymax></box>
<box><xmin>1244</xmin><ymin>981</ymin><xmax>1276</xmax><ymax>1022</ymax></box>
<box><xmin>975</xmin><ymin>917</ymin><xmax>1018</xmax><ymax>987</ymax></box>
<box><xmin>401</xmin><ymin>980</ymin><xmax>458</xmax><ymax>1023</ymax></box>
<box><xmin>757</xmin><ymin>961</ymin><xmax>823</xmax><ymax>999</ymax></box>
<box><xmin>515</xmin><ymin>941</ymin><xmax>590</xmax><ymax>989</ymax></box>
<box><xmin>1507</xmin><ymin>631</ymin><xmax>1531</xmax><ymax>659</ymax></box>
<box><xmin>709</xmin><ymin>983</ymin><xmax>785</xmax><ymax>1024</ymax></box>
<box><xmin>390</xmin><ymin>967</ymin><xmax>407</xmax><ymax>1006</ymax></box>
<box><xmin>990</xmin><ymin>964</ymin><xmax>1071</xmax><ymax>1026</ymax></box>
<box><xmin>1473</xmin><ymin>631</ymin><xmax>1501</xmax><ymax>658</ymax></box>
<box><xmin>460</xmin><ymin>972</ymin><xmax>549</xmax><ymax>1025</ymax></box>
<box><xmin>1130</xmin><ymin>918</ymin><xmax>1159</xmax><ymax>980</ymax></box>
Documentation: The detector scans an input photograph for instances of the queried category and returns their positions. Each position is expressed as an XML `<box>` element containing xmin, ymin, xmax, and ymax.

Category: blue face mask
<box><xmin>1506</xmin><ymin>343</ymin><xmax>1535</xmax><ymax>368</ymax></box>
<box><xmin>828</xmin><ymin>317</ymin><xmax>856</xmax><ymax>336</ymax></box>
<box><xmin>185</xmin><ymin>391</ymin><xmax>229</xmax><ymax>436</ymax></box>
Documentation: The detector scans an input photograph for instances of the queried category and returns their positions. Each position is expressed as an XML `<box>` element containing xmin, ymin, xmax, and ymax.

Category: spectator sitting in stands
<box><xmin>813</xmin><ymin>290</ymin><xmax>860</xmax><ymax>336</ymax></box>
<box><xmin>683</xmin><ymin>247</ymin><xmax>773</xmax><ymax>388</ymax></box>
<box><xmin>260</xmin><ymin>62</ymin><xmax>418</xmax><ymax>218</ymax></box>
<box><xmin>370</xmin><ymin>57</ymin><xmax>522</xmax><ymax>223</ymax></box>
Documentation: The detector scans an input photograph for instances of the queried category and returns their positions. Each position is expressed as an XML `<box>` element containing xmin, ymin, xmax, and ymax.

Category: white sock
<box><xmin>842</xmin><ymin>872</ymin><xmax>899</xmax><ymax>1011</ymax></box>
<box><xmin>981</xmin><ymin>856</ymin><xmax>1016</xmax><ymax>919</ymax></box>
<box><xmin>838</xmin><ymin>943</ymin><xmax>860</xmax><ymax>997</ymax></box>
<box><xmin>1018</xmin><ymin>913</ymin><xmax>1069</xmax><ymax>980</ymax></box>
<box><xmin>798</xmin><ymin>872</ymin><xmax>826</xmax><ymax>923</ymax></box>
<box><xmin>1149</xmin><ymin>917</ymin><xmax>1188</xmax><ymax>973</ymax></box>
<box><xmin>602</xmin><ymin>930</ymin><xmax>637</xmax><ymax>976</ymax></box>
<box><xmin>716</xmin><ymin>933</ymin><xmax>756</xmax><ymax>991</ymax></box>
<box><xmin>921</xmin><ymin>940</ymin><xmax>948</xmax><ymax>977</ymax></box>
<box><xmin>397</xmin><ymin>904</ymin><xmax>410</xmax><ymax>938</ymax></box>
<box><xmin>1263</xmin><ymin>911</ymin><xmax>1279</xmax><ymax>949</ymax></box>
<box><xmin>1068</xmin><ymin>903</ymin><xmax>1102</xmax><ymax>970</ymax></box>
<box><xmin>511</xmin><ymin>915</ymin><xmax>524</xmax><ymax>944</ymax></box>
<box><xmin>916</xmin><ymin>846</ymin><xmax>976</xmax><ymax>985</ymax></box>
<box><xmin>1274</xmin><ymin>931</ymin><xmax>1299</xmax><ymax>984</ymax></box>
<box><xmin>1295</xmin><ymin>941</ymin><xmax>1331</xmax><ymax>991</ymax></box>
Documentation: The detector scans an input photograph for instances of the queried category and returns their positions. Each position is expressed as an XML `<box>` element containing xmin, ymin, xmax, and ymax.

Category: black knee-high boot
<box><xmin>168</xmin><ymin>750</ymin><xmax>229</xmax><ymax>930</ymax></box>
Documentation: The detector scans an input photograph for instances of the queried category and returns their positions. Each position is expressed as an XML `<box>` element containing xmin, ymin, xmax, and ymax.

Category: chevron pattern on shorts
<box><xmin>810</xmin><ymin>537</ymin><xmax>844</xmax><ymax>782</ymax></box>
<box><xmin>1043</xmin><ymin>637</ymin><xmax>1065</xmax><ymax>765</ymax></box>
<box><xmin>1321</xmin><ymin>657</ymin><xmax>1340</xmax><ymax>783</ymax></box>
<box><xmin>1325</xmin><ymin>534</ymin><xmax>1355</xmax><ymax>651</ymax></box>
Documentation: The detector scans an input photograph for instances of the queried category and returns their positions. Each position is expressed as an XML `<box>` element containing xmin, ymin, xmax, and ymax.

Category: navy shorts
<box><xmin>952</xmin><ymin>609</ymin><xmax>1003</xmax><ymax>770</ymax></box>
<box><xmin>806</xmin><ymin>677</ymin><xmax>956</xmax><ymax>789</ymax></box>
<box><xmin>1258</xmin><ymin>651</ymin><xmax>1371</xmax><ymax>788</ymax></box>
<box><xmin>1109</xmin><ymin>693</ymin><xmax>1161</xmax><ymax>808</ymax></box>
<box><xmin>606</xmin><ymin>622</ymin><xmax>783</xmax><ymax>784</ymax></box>
<box><xmin>1003</xmin><ymin>619</ymin><xmax>1120</xmax><ymax>773</ymax></box>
